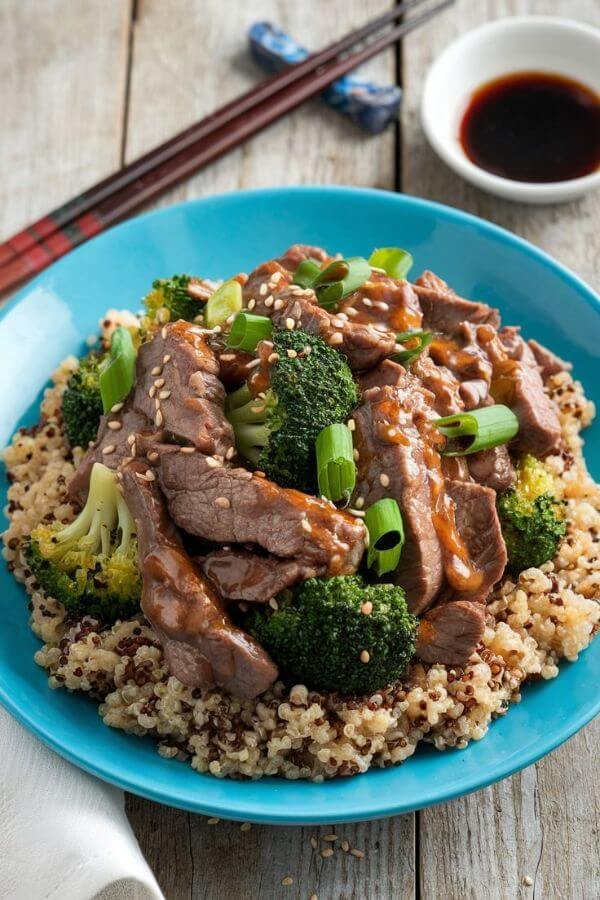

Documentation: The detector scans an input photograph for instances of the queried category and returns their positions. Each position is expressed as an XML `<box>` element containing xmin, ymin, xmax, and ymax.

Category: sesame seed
<box><xmin>163</xmin><ymin>354</ymin><xmax>171</xmax><ymax>364</ymax></box>
<box><xmin>361</xmin><ymin>601</ymin><xmax>373</xmax><ymax>615</ymax></box>
<box><xmin>212</xmin><ymin>325</ymin><xmax>222</xmax><ymax>334</ymax></box>
<box><xmin>303</xmin><ymin>345</ymin><xmax>312</xmax><ymax>355</ymax></box>
<box><xmin>301</xmin><ymin>519</ymin><xmax>313</xmax><ymax>533</ymax></box>
<box><xmin>254</xmin><ymin>470</ymin><xmax>266</xmax><ymax>478</ymax></box>
<box><xmin>360</xmin><ymin>650</ymin><xmax>370</xmax><ymax>664</ymax></box>
<box><xmin>154</xmin><ymin>377</ymin><xmax>165</xmax><ymax>388</ymax></box>
<box><xmin>285</xmin><ymin>317</ymin><xmax>295</xmax><ymax>330</ymax></box>
<box><xmin>155</xmin><ymin>410</ymin><xmax>164</xmax><ymax>427</ymax></box>
<box><xmin>207</xmin><ymin>817</ymin><xmax>220</xmax><ymax>825</ymax></box>
<box><xmin>331</xmin><ymin>318</ymin><xmax>344</xmax><ymax>328</ymax></box>
<box><xmin>215</xmin><ymin>496</ymin><xmax>231</xmax><ymax>509</ymax></box>
<box><xmin>329</xmin><ymin>332</ymin><xmax>343</xmax><ymax>345</ymax></box>
<box><xmin>355</xmin><ymin>495</ymin><xmax>365</xmax><ymax>509</ymax></box>
<box><xmin>154</xmin><ymin>398</ymin><xmax>161</xmax><ymax>410</ymax></box>
<box><xmin>240</xmin><ymin>822</ymin><xmax>252</xmax><ymax>832</ymax></box>
<box><xmin>341</xmin><ymin>840</ymin><xmax>350</xmax><ymax>852</ymax></box>
<box><xmin>220</xmin><ymin>353</ymin><xmax>236</xmax><ymax>361</ymax></box>
<box><xmin>205</xmin><ymin>456</ymin><xmax>221</xmax><ymax>468</ymax></box>
<box><xmin>250</xmin><ymin>404</ymin><xmax>264</xmax><ymax>414</ymax></box>
<box><xmin>247</xmin><ymin>298</ymin><xmax>256</xmax><ymax>311</ymax></box>
<box><xmin>264</xmin><ymin>295</ymin><xmax>274</xmax><ymax>308</ymax></box>
<box><xmin>320</xmin><ymin>848</ymin><xmax>334</xmax><ymax>859</ymax></box>
<box><xmin>107</xmin><ymin>420</ymin><xmax>122</xmax><ymax>431</ymax></box>
<box><xmin>225</xmin><ymin>446</ymin><xmax>235</xmax><ymax>460</ymax></box>
<box><xmin>130</xmin><ymin>441</ymin><xmax>136</xmax><ymax>457</ymax></box>
<box><xmin>380</xmin><ymin>472</ymin><xmax>390</xmax><ymax>487</ymax></box>
<box><xmin>523</xmin><ymin>876</ymin><xmax>534</xmax><ymax>886</ymax></box>
<box><xmin>353</xmin><ymin>449</ymin><xmax>360</xmax><ymax>461</ymax></box>
<box><xmin>110</xmin><ymin>402</ymin><xmax>124</xmax><ymax>413</ymax></box>
<box><xmin>362</xmin><ymin>298</ymin><xmax>373</xmax><ymax>308</ymax></box>
<box><xmin>273</xmin><ymin>298</ymin><xmax>284</xmax><ymax>310</ymax></box>
<box><xmin>350</xmin><ymin>848</ymin><xmax>365</xmax><ymax>858</ymax></box>
<box><xmin>310</xmin><ymin>836</ymin><xmax>318</xmax><ymax>850</ymax></box>
<box><xmin>159</xmin><ymin>390</ymin><xmax>171</xmax><ymax>400</ymax></box>
<box><xmin>286</xmin><ymin>349</ymin><xmax>298</xmax><ymax>359</ymax></box>
<box><xmin>161</xmin><ymin>326</ymin><xmax>168</xmax><ymax>339</ymax></box>
<box><xmin>268</xmin><ymin>352</ymin><xmax>280</xmax><ymax>364</ymax></box>
<box><xmin>345</xmin><ymin>306</ymin><xmax>358</xmax><ymax>317</ymax></box>
<box><xmin>145</xmin><ymin>469</ymin><xmax>156</xmax><ymax>481</ymax></box>
<box><xmin>127</xmin><ymin>434</ymin><xmax>136</xmax><ymax>446</ymax></box>
<box><xmin>310</xmin><ymin>895</ymin><xmax>318</xmax><ymax>900</ymax></box>
<box><xmin>271</xmin><ymin>271</ymin><xmax>282</xmax><ymax>284</ymax></box>
<box><xmin>323</xmin><ymin>834</ymin><xmax>338</xmax><ymax>842</ymax></box>
<box><xmin>281</xmin><ymin>876</ymin><xmax>293</xmax><ymax>887</ymax></box>
<box><xmin>102</xmin><ymin>444</ymin><xmax>116</xmax><ymax>455</ymax></box>
<box><xmin>226</xmin><ymin>314</ymin><xmax>235</xmax><ymax>325</ymax></box>
<box><xmin>375</xmin><ymin>300</ymin><xmax>389</xmax><ymax>311</ymax></box>
<box><xmin>269</xmin><ymin>597</ymin><xmax>279</xmax><ymax>611</ymax></box>
<box><xmin>149</xmin><ymin>386</ymin><xmax>156</xmax><ymax>398</ymax></box>
<box><xmin>246</xmin><ymin>357</ymin><xmax>262</xmax><ymax>369</ymax></box>
<box><xmin>349</xmin><ymin>508</ymin><xmax>366</xmax><ymax>518</ymax></box>
<box><xmin>259</xmin><ymin>283</ymin><xmax>268</xmax><ymax>296</ymax></box>
<box><xmin>347</xmin><ymin>418</ymin><xmax>355</xmax><ymax>431</ymax></box>
<box><xmin>151</xmin><ymin>366</ymin><xmax>162</xmax><ymax>376</ymax></box>
<box><xmin>147</xmin><ymin>451</ymin><xmax>159</xmax><ymax>462</ymax></box>
<box><xmin>180</xmin><ymin>446</ymin><xmax>195</xmax><ymax>454</ymax></box>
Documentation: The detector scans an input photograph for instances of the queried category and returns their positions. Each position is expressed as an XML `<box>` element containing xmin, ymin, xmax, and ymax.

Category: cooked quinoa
<box><xmin>2</xmin><ymin>313</ymin><xmax>599</xmax><ymax>781</ymax></box>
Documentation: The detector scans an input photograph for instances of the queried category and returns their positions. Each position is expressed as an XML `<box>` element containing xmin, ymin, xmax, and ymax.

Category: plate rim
<box><xmin>1</xmin><ymin>185</ymin><xmax>598</xmax><ymax>823</ymax></box>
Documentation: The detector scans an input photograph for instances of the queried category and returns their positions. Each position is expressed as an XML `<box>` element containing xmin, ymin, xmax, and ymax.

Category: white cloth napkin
<box><xmin>0</xmin><ymin>706</ymin><xmax>165</xmax><ymax>900</ymax></box>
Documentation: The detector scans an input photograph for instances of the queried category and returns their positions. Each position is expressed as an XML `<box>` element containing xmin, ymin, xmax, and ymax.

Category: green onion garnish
<box><xmin>227</xmin><ymin>312</ymin><xmax>273</xmax><ymax>352</ymax></box>
<box><xmin>392</xmin><ymin>330</ymin><xmax>433</xmax><ymax>364</ymax></box>
<box><xmin>313</xmin><ymin>257</ymin><xmax>372</xmax><ymax>310</ymax></box>
<box><xmin>365</xmin><ymin>497</ymin><xmax>405</xmax><ymax>577</ymax></box>
<box><xmin>435</xmin><ymin>405</ymin><xmax>519</xmax><ymax>456</ymax></box>
<box><xmin>204</xmin><ymin>279</ymin><xmax>243</xmax><ymax>328</ymax></box>
<box><xmin>99</xmin><ymin>327</ymin><xmax>137</xmax><ymax>413</ymax></box>
<box><xmin>368</xmin><ymin>247</ymin><xmax>414</xmax><ymax>280</ymax></box>
<box><xmin>292</xmin><ymin>258</ymin><xmax>322</xmax><ymax>288</ymax></box>
<box><xmin>315</xmin><ymin>423</ymin><xmax>356</xmax><ymax>503</ymax></box>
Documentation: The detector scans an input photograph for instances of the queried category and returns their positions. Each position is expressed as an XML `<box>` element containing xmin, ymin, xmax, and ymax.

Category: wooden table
<box><xmin>2</xmin><ymin>2</ymin><xmax>598</xmax><ymax>897</ymax></box>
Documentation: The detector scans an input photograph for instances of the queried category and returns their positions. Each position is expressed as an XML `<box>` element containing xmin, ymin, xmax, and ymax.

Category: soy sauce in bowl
<box><xmin>459</xmin><ymin>71</ymin><xmax>600</xmax><ymax>183</ymax></box>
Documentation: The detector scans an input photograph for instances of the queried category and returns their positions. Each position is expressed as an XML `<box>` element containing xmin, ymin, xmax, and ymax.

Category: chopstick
<box><xmin>0</xmin><ymin>0</ymin><xmax>453</xmax><ymax>295</ymax></box>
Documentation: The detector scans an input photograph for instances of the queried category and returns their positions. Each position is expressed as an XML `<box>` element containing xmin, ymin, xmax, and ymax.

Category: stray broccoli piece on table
<box><xmin>143</xmin><ymin>274</ymin><xmax>203</xmax><ymax>323</ymax></box>
<box><xmin>62</xmin><ymin>351</ymin><xmax>108</xmax><ymax>448</ymax></box>
<box><xmin>498</xmin><ymin>454</ymin><xmax>566</xmax><ymax>573</ymax></box>
<box><xmin>25</xmin><ymin>463</ymin><xmax>141</xmax><ymax>622</ymax></box>
<box><xmin>247</xmin><ymin>575</ymin><xmax>418</xmax><ymax>695</ymax></box>
<box><xmin>225</xmin><ymin>330</ymin><xmax>358</xmax><ymax>493</ymax></box>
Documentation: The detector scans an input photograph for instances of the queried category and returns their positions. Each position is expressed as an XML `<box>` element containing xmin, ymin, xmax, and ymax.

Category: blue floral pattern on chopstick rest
<box><xmin>248</xmin><ymin>22</ymin><xmax>402</xmax><ymax>134</ymax></box>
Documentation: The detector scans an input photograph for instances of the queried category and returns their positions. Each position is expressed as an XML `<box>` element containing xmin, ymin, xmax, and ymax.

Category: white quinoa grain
<box><xmin>360</xmin><ymin>650</ymin><xmax>370</xmax><ymax>664</ymax></box>
<box><xmin>361</xmin><ymin>601</ymin><xmax>373</xmax><ymax>616</ymax></box>
<box><xmin>268</xmin><ymin>352</ymin><xmax>280</xmax><ymax>364</ymax></box>
<box><xmin>286</xmin><ymin>349</ymin><xmax>298</xmax><ymax>359</ymax></box>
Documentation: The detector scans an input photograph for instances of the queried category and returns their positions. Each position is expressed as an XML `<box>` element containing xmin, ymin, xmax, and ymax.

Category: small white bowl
<box><xmin>421</xmin><ymin>17</ymin><xmax>600</xmax><ymax>204</ymax></box>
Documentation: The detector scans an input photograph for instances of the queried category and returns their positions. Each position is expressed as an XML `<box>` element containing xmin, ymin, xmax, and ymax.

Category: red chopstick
<box><xmin>0</xmin><ymin>0</ymin><xmax>453</xmax><ymax>295</ymax></box>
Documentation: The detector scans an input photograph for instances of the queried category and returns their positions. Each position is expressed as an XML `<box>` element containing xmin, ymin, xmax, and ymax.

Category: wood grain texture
<box><xmin>0</xmin><ymin>0</ymin><xmax>133</xmax><ymax>239</ymax></box>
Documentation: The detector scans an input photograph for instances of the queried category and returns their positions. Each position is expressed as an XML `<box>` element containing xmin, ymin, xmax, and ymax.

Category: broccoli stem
<box><xmin>226</xmin><ymin>385</ymin><xmax>272</xmax><ymax>465</ymax></box>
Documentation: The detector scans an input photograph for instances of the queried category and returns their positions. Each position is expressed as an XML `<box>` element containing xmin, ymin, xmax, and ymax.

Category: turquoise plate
<box><xmin>0</xmin><ymin>187</ymin><xmax>598</xmax><ymax>823</ymax></box>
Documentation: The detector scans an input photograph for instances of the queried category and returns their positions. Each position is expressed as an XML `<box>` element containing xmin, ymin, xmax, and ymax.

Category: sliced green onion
<box><xmin>315</xmin><ymin>423</ymin><xmax>356</xmax><ymax>503</ymax></box>
<box><xmin>392</xmin><ymin>330</ymin><xmax>433</xmax><ymax>365</ymax></box>
<box><xmin>369</xmin><ymin>247</ymin><xmax>414</xmax><ymax>280</ymax></box>
<box><xmin>292</xmin><ymin>258</ymin><xmax>322</xmax><ymax>288</ymax></box>
<box><xmin>99</xmin><ymin>327</ymin><xmax>137</xmax><ymax>413</ymax></box>
<box><xmin>204</xmin><ymin>279</ymin><xmax>243</xmax><ymax>328</ymax></box>
<box><xmin>227</xmin><ymin>312</ymin><xmax>273</xmax><ymax>352</ymax></box>
<box><xmin>365</xmin><ymin>498</ymin><xmax>405</xmax><ymax>577</ymax></box>
<box><xmin>313</xmin><ymin>257</ymin><xmax>371</xmax><ymax>311</ymax></box>
<box><xmin>435</xmin><ymin>405</ymin><xmax>519</xmax><ymax>456</ymax></box>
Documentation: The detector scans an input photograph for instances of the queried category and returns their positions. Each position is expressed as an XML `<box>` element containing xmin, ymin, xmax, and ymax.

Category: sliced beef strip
<box><xmin>209</xmin><ymin>335</ymin><xmax>257</xmax><ymax>389</ymax></box>
<box><xmin>478</xmin><ymin>325</ymin><xmax>562</xmax><ymax>457</ymax></box>
<box><xmin>413</xmin><ymin>271</ymin><xmax>500</xmax><ymax>331</ymax></box>
<box><xmin>441</xmin><ymin>479</ymin><xmax>507</xmax><ymax>604</ymax></box>
<box><xmin>528</xmin><ymin>339</ymin><xmax>571</xmax><ymax>380</ymax></box>
<box><xmin>156</xmin><ymin>446</ymin><xmax>366</xmax><ymax>576</ymax></box>
<box><xmin>131</xmin><ymin>320</ymin><xmax>234</xmax><ymax>458</ymax></box>
<box><xmin>120</xmin><ymin>462</ymin><xmax>278</xmax><ymax>698</ymax></box>
<box><xmin>353</xmin><ymin>370</ymin><xmax>445</xmax><ymax>613</ymax></box>
<box><xmin>467</xmin><ymin>446</ymin><xmax>515</xmax><ymax>492</ymax></box>
<box><xmin>428</xmin><ymin>322</ymin><xmax>493</xmax><ymax>411</ymax></box>
<box><xmin>242</xmin><ymin>260</ymin><xmax>293</xmax><ymax>306</ymax></box>
<box><xmin>415</xmin><ymin>600</ymin><xmax>486</xmax><ymax>665</ymax></box>
<box><xmin>198</xmin><ymin>549</ymin><xmax>307</xmax><ymax>603</ymax></box>
<box><xmin>339</xmin><ymin>272</ymin><xmax>423</xmax><ymax>334</ymax></box>
<box><xmin>67</xmin><ymin>404</ymin><xmax>155</xmax><ymax>506</ymax></box>
<box><xmin>411</xmin><ymin>354</ymin><xmax>464</xmax><ymax>416</ymax></box>
<box><xmin>276</xmin><ymin>243</ymin><xmax>329</xmax><ymax>271</ymax></box>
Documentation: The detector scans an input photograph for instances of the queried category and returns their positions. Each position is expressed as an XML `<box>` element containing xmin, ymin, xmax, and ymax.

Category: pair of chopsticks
<box><xmin>0</xmin><ymin>0</ymin><xmax>453</xmax><ymax>296</ymax></box>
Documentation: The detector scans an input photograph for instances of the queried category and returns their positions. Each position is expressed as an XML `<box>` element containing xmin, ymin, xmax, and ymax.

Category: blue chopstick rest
<box><xmin>248</xmin><ymin>22</ymin><xmax>402</xmax><ymax>134</ymax></box>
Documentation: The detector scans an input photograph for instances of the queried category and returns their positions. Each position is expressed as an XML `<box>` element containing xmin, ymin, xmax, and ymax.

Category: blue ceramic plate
<box><xmin>0</xmin><ymin>187</ymin><xmax>598</xmax><ymax>824</ymax></box>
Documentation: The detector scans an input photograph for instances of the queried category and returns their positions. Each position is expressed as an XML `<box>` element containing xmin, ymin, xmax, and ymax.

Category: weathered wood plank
<box><xmin>402</xmin><ymin>2</ymin><xmax>600</xmax><ymax>898</ymax></box>
<box><xmin>0</xmin><ymin>0</ymin><xmax>133</xmax><ymax>240</ymax></box>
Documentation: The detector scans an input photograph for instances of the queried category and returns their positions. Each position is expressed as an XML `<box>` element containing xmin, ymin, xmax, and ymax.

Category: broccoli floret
<box><xmin>247</xmin><ymin>575</ymin><xmax>418</xmax><ymax>695</ymax></box>
<box><xmin>143</xmin><ymin>274</ymin><xmax>202</xmax><ymax>323</ymax></box>
<box><xmin>25</xmin><ymin>463</ymin><xmax>141</xmax><ymax>621</ymax></box>
<box><xmin>498</xmin><ymin>455</ymin><xmax>566</xmax><ymax>573</ymax></box>
<box><xmin>225</xmin><ymin>330</ymin><xmax>358</xmax><ymax>492</ymax></box>
<box><xmin>62</xmin><ymin>351</ymin><xmax>108</xmax><ymax>448</ymax></box>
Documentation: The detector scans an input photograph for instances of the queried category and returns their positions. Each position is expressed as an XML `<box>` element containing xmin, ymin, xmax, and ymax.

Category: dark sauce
<box><xmin>460</xmin><ymin>71</ymin><xmax>600</xmax><ymax>183</ymax></box>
